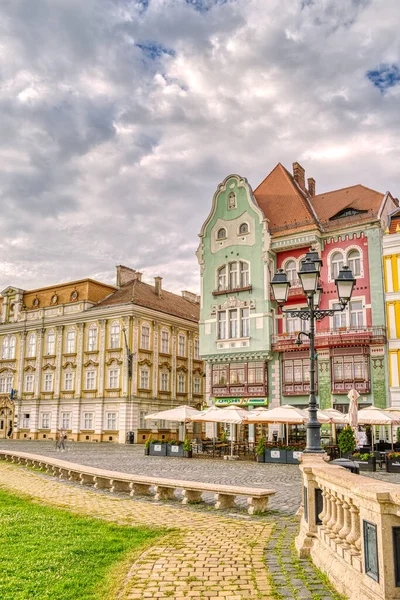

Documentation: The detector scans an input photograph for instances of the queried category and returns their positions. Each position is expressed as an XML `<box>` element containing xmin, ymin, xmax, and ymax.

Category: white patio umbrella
<box><xmin>145</xmin><ymin>405</ymin><xmax>202</xmax><ymax>441</ymax></box>
<box><xmin>347</xmin><ymin>389</ymin><xmax>360</xmax><ymax>446</ymax></box>
<box><xmin>349</xmin><ymin>406</ymin><xmax>400</xmax><ymax>450</ymax></box>
<box><xmin>319</xmin><ymin>408</ymin><xmax>347</xmax><ymax>444</ymax></box>
<box><xmin>191</xmin><ymin>406</ymin><xmax>250</xmax><ymax>457</ymax></box>
<box><xmin>247</xmin><ymin>405</ymin><xmax>311</xmax><ymax>445</ymax></box>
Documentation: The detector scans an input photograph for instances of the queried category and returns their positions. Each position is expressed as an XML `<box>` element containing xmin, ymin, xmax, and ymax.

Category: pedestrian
<box><xmin>55</xmin><ymin>428</ymin><xmax>60</xmax><ymax>451</ymax></box>
<box><xmin>7</xmin><ymin>426</ymin><xmax>12</xmax><ymax>439</ymax></box>
<box><xmin>59</xmin><ymin>428</ymin><xmax>67</xmax><ymax>452</ymax></box>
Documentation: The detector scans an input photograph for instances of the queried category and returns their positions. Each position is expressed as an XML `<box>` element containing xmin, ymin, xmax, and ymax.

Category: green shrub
<box><xmin>183</xmin><ymin>438</ymin><xmax>192</xmax><ymax>451</ymax></box>
<box><xmin>338</xmin><ymin>426</ymin><xmax>356</xmax><ymax>455</ymax></box>
<box><xmin>256</xmin><ymin>437</ymin><xmax>266</xmax><ymax>456</ymax></box>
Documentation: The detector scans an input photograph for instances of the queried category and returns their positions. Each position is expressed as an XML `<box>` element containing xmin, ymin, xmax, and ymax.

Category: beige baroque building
<box><xmin>0</xmin><ymin>266</ymin><xmax>203</xmax><ymax>443</ymax></box>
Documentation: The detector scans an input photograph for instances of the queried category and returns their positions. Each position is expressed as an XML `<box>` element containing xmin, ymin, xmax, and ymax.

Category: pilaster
<box><xmin>188</xmin><ymin>331</ymin><xmax>193</xmax><ymax>402</ymax></box>
<box><xmin>75</xmin><ymin>323</ymin><xmax>84</xmax><ymax>396</ymax></box>
<box><xmin>17</xmin><ymin>331</ymin><xmax>27</xmax><ymax>396</ymax></box>
<box><xmin>152</xmin><ymin>321</ymin><xmax>159</xmax><ymax>397</ymax></box>
<box><xmin>172</xmin><ymin>326</ymin><xmax>177</xmax><ymax>399</ymax></box>
<box><xmin>98</xmin><ymin>319</ymin><xmax>106</xmax><ymax>396</ymax></box>
<box><xmin>54</xmin><ymin>325</ymin><xmax>63</xmax><ymax>397</ymax></box>
<box><xmin>34</xmin><ymin>328</ymin><xmax>44</xmax><ymax>398</ymax></box>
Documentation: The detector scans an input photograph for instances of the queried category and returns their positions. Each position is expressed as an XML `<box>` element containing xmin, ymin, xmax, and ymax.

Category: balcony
<box><xmin>332</xmin><ymin>380</ymin><xmax>370</xmax><ymax>394</ymax></box>
<box><xmin>282</xmin><ymin>382</ymin><xmax>317</xmax><ymax>396</ymax></box>
<box><xmin>211</xmin><ymin>383</ymin><xmax>267</xmax><ymax>398</ymax></box>
<box><xmin>272</xmin><ymin>326</ymin><xmax>386</xmax><ymax>352</ymax></box>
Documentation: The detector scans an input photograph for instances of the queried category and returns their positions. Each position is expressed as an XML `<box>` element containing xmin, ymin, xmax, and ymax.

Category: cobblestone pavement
<box><xmin>0</xmin><ymin>440</ymin><xmax>303</xmax><ymax>514</ymax></box>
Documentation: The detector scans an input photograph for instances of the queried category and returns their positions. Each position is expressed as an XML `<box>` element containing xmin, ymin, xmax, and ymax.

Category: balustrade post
<box><xmin>327</xmin><ymin>492</ymin><xmax>337</xmax><ymax>536</ymax></box>
<box><xmin>338</xmin><ymin>498</ymin><xmax>352</xmax><ymax>548</ymax></box>
<box><xmin>347</xmin><ymin>500</ymin><xmax>361</xmax><ymax>554</ymax></box>
<box><xmin>333</xmin><ymin>495</ymin><xmax>345</xmax><ymax>540</ymax></box>
<box><xmin>319</xmin><ymin>487</ymin><xmax>328</xmax><ymax>525</ymax></box>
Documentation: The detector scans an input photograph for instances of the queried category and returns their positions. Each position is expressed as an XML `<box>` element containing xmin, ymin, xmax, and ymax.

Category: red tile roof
<box><xmin>253</xmin><ymin>163</ymin><xmax>319</xmax><ymax>234</ymax></box>
<box><xmin>95</xmin><ymin>279</ymin><xmax>200</xmax><ymax>322</ymax></box>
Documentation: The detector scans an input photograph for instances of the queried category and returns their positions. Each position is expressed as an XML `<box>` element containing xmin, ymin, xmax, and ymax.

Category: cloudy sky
<box><xmin>1</xmin><ymin>0</ymin><xmax>400</xmax><ymax>295</ymax></box>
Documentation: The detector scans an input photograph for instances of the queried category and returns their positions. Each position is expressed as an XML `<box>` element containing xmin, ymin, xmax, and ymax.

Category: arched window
<box><xmin>239</xmin><ymin>222</ymin><xmax>249</xmax><ymax>235</ymax></box>
<box><xmin>1</xmin><ymin>336</ymin><xmax>14</xmax><ymax>359</ymax></box>
<box><xmin>217</xmin><ymin>228</ymin><xmax>227</xmax><ymax>240</ymax></box>
<box><xmin>110</xmin><ymin>321</ymin><xmax>120</xmax><ymax>349</ymax></box>
<box><xmin>141</xmin><ymin>324</ymin><xmax>150</xmax><ymax>350</ymax></box>
<box><xmin>348</xmin><ymin>249</ymin><xmax>361</xmax><ymax>277</ymax></box>
<box><xmin>331</xmin><ymin>252</ymin><xmax>344</xmax><ymax>279</ymax></box>
<box><xmin>87</xmin><ymin>324</ymin><xmax>98</xmax><ymax>351</ymax></box>
<box><xmin>285</xmin><ymin>260</ymin><xmax>297</xmax><ymax>284</ymax></box>
<box><xmin>217</xmin><ymin>260</ymin><xmax>250</xmax><ymax>291</ymax></box>
<box><xmin>2</xmin><ymin>337</ymin><xmax>9</xmax><ymax>360</ymax></box>
<box><xmin>66</xmin><ymin>328</ymin><xmax>76</xmax><ymax>353</ymax></box>
<box><xmin>46</xmin><ymin>331</ymin><xmax>55</xmax><ymax>355</ymax></box>
<box><xmin>8</xmin><ymin>336</ymin><xmax>16</xmax><ymax>359</ymax></box>
<box><xmin>218</xmin><ymin>265</ymin><xmax>227</xmax><ymax>291</ymax></box>
<box><xmin>27</xmin><ymin>333</ymin><xmax>36</xmax><ymax>358</ymax></box>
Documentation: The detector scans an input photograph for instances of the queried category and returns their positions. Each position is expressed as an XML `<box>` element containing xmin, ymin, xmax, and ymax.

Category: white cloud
<box><xmin>0</xmin><ymin>0</ymin><xmax>400</xmax><ymax>295</ymax></box>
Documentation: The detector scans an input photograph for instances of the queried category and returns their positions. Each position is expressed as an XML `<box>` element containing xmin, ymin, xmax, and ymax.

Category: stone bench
<box><xmin>0</xmin><ymin>450</ymin><xmax>275</xmax><ymax>515</ymax></box>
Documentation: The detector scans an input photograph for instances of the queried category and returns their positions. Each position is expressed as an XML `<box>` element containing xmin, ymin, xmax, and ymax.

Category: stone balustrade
<box><xmin>296</xmin><ymin>454</ymin><xmax>400</xmax><ymax>600</ymax></box>
<box><xmin>0</xmin><ymin>450</ymin><xmax>275</xmax><ymax>515</ymax></box>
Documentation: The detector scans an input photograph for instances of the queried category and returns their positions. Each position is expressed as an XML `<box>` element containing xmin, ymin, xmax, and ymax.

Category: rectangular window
<box><xmin>283</xmin><ymin>358</ymin><xmax>313</xmax><ymax>386</ymax></box>
<box><xmin>106</xmin><ymin>412</ymin><xmax>117</xmax><ymax>430</ymax></box>
<box><xmin>333</xmin><ymin>303</ymin><xmax>347</xmax><ymax>329</ymax></box>
<box><xmin>212</xmin><ymin>364</ymin><xmax>228</xmax><ymax>386</ymax></box>
<box><xmin>141</xmin><ymin>326</ymin><xmax>150</xmax><ymax>350</ymax></box>
<box><xmin>44</xmin><ymin>373</ymin><xmax>54</xmax><ymax>392</ymax></box>
<box><xmin>66</xmin><ymin>330</ymin><xmax>76</xmax><ymax>353</ymax></box>
<box><xmin>41</xmin><ymin>413</ymin><xmax>50</xmax><ymax>429</ymax></box>
<box><xmin>24</xmin><ymin>374</ymin><xmax>34</xmax><ymax>392</ymax></box>
<box><xmin>230</xmin><ymin>363</ymin><xmax>245</xmax><ymax>384</ymax></box>
<box><xmin>248</xmin><ymin>362</ymin><xmax>264</xmax><ymax>384</ymax></box>
<box><xmin>194</xmin><ymin>338</ymin><xmax>200</xmax><ymax>360</ymax></box>
<box><xmin>218</xmin><ymin>311</ymin><xmax>226</xmax><ymax>340</ymax></box>
<box><xmin>240</xmin><ymin>262</ymin><xmax>249</xmax><ymax>287</ymax></box>
<box><xmin>350</xmin><ymin>300</ymin><xmax>364</xmax><ymax>327</ymax></box>
<box><xmin>27</xmin><ymin>335</ymin><xmax>36</xmax><ymax>357</ymax></box>
<box><xmin>85</xmin><ymin>370</ymin><xmax>96</xmax><ymax>390</ymax></box>
<box><xmin>178</xmin><ymin>334</ymin><xmax>186</xmax><ymax>356</ymax></box>
<box><xmin>46</xmin><ymin>333</ymin><xmax>55</xmax><ymax>355</ymax></box>
<box><xmin>108</xmin><ymin>369</ymin><xmax>119</xmax><ymax>389</ymax></box>
<box><xmin>139</xmin><ymin>410</ymin><xmax>147</xmax><ymax>429</ymax></box>
<box><xmin>241</xmin><ymin>308</ymin><xmax>250</xmax><ymax>337</ymax></box>
<box><xmin>331</xmin><ymin>351</ymin><xmax>369</xmax><ymax>385</ymax></box>
<box><xmin>229</xmin><ymin>262</ymin><xmax>239</xmax><ymax>289</ymax></box>
<box><xmin>286</xmin><ymin>315</ymin><xmax>309</xmax><ymax>333</ymax></box>
<box><xmin>160</xmin><ymin>372</ymin><xmax>169</xmax><ymax>391</ymax></box>
<box><xmin>194</xmin><ymin>377</ymin><xmax>201</xmax><ymax>394</ymax></box>
<box><xmin>64</xmin><ymin>372</ymin><xmax>74</xmax><ymax>391</ymax></box>
<box><xmin>161</xmin><ymin>330</ymin><xmax>169</xmax><ymax>353</ymax></box>
<box><xmin>61</xmin><ymin>413</ymin><xmax>71</xmax><ymax>429</ymax></box>
<box><xmin>87</xmin><ymin>327</ymin><xmax>97</xmax><ymax>351</ymax></box>
<box><xmin>22</xmin><ymin>413</ymin><xmax>30</xmax><ymax>429</ymax></box>
<box><xmin>83</xmin><ymin>412</ymin><xmax>93</xmax><ymax>430</ymax></box>
<box><xmin>178</xmin><ymin>374</ymin><xmax>185</xmax><ymax>393</ymax></box>
<box><xmin>110</xmin><ymin>323</ymin><xmax>120</xmax><ymax>349</ymax></box>
<box><xmin>218</xmin><ymin>266</ymin><xmax>227</xmax><ymax>291</ymax></box>
<box><xmin>140</xmin><ymin>369</ymin><xmax>150</xmax><ymax>389</ymax></box>
<box><xmin>229</xmin><ymin>309</ymin><xmax>238</xmax><ymax>339</ymax></box>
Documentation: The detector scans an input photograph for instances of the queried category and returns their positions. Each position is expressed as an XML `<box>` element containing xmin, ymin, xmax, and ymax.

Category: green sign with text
<box><xmin>214</xmin><ymin>397</ymin><xmax>268</xmax><ymax>407</ymax></box>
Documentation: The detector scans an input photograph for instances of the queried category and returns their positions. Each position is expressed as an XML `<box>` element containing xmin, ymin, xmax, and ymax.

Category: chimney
<box><xmin>181</xmin><ymin>290</ymin><xmax>200</xmax><ymax>303</ymax></box>
<box><xmin>154</xmin><ymin>276</ymin><xmax>162</xmax><ymax>297</ymax></box>
<box><xmin>292</xmin><ymin>162</ymin><xmax>306</xmax><ymax>192</ymax></box>
<box><xmin>116</xmin><ymin>265</ymin><xmax>142</xmax><ymax>287</ymax></box>
<box><xmin>307</xmin><ymin>177</ymin><xmax>316</xmax><ymax>197</ymax></box>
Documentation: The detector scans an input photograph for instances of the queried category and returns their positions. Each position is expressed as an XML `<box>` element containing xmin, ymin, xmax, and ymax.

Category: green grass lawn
<box><xmin>0</xmin><ymin>489</ymin><xmax>167</xmax><ymax>600</ymax></box>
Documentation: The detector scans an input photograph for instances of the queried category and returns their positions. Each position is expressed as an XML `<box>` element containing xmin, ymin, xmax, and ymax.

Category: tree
<box><xmin>338</xmin><ymin>426</ymin><xmax>356</xmax><ymax>456</ymax></box>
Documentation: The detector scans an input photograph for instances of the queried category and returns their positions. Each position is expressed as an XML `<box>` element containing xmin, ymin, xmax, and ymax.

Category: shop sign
<box><xmin>214</xmin><ymin>397</ymin><xmax>268</xmax><ymax>407</ymax></box>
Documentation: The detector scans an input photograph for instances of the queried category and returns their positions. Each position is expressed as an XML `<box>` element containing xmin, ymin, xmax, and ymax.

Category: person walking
<box><xmin>59</xmin><ymin>428</ymin><xmax>67</xmax><ymax>452</ymax></box>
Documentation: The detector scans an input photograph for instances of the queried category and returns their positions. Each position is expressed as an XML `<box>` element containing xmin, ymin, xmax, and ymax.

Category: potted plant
<box><xmin>352</xmin><ymin>452</ymin><xmax>376</xmax><ymax>472</ymax></box>
<box><xmin>167</xmin><ymin>440</ymin><xmax>184</xmax><ymax>457</ymax></box>
<box><xmin>386</xmin><ymin>451</ymin><xmax>400</xmax><ymax>473</ymax></box>
<box><xmin>220</xmin><ymin>430</ymin><xmax>228</xmax><ymax>443</ymax></box>
<box><xmin>265</xmin><ymin>443</ymin><xmax>287</xmax><ymax>464</ymax></box>
<box><xmin>338</xmin><ymin>426</ymin><xmax>356</xmax><ymax>458</ymax></box>
<box><xmin>256</xmin><ymin>437</ymin><xmax>266</xmax><ymax>463</ymax></box>
<box><xmin>183</xmin><ymin>438</ymin><xmax>192</xmax><ymax>458</ymax></box>
<box><xmin>149</xmin><ymin>439</ymin><xmax>167</xmax><ymax>456</ymax></box>
<box><xmin>144</xmin><ymin>437</ymin><xmax>151</xmax><ymax>456</ymax></box>
<box><xmin>286</xmin><ymin>444</ymin><xmax>305</xmax><ymax>465</ymax></box>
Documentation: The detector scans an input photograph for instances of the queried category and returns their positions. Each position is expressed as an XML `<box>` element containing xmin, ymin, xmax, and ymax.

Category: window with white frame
<box><xmin>160</xmin><ymin>329</ymin><xmax>169</xmax><ymax>353</ymax></box>
<box><xmin>218</xmin><ymin>310</ymin><xmax>227</xmax><ymax>339</ymax></box>
<box><xmin>44</xmin><ymin>372</ymin><xmax>54</xmax><ymax>392</ymax></box>
<box><xmin>22</xmin><ymin>413</ymin><xmax>30</xmax><ymax>428</ymax></box>
<box><xmin>217</xmin><ymin>227</ymin><xmax>227</xmax><ymax>240</ymax></box>
<box><xmin>106</xmin><ymin>412</ymin><xmax>117</xmax><ymax>430</ymax></box>
<box><xmin>348</xmin><ymin>249</ymin><xmax>361</xmax><ymax>277</ymax></box>
<box><xmin>83</xmin><ymin>412</ymin><xmax>93</xmax><ymax>430</ymax></box>
<box><xmin>110</xmin><ymin>322</ymin><xmax>120</xmax><ymax>349</ymax></box>
<box><xmin>46</xmin><ymin>331</ymin><xmax>56</xmax><ymax>355</ymax></box>
<box><xmin>2</xmin><ymin>335</ymin><xmax>16</xmax><ymax>360</ymax></box>
<box><xmin>217</xmin><ymin>308</ymin><xmax>250</xmax><ymax>340</ymax></box>
<box><xmin>160</xmin><ymin>371</ymin><xmax>169</xmax><ymax>391</ymax></box>
<box><xmin>24</xmin><ymin>373</ymin><xmax>34</xmax><ymax>392</ymax></box>
<box><xmin>140</xmin><ymin>368</ymin><xmax>150</xmax><ymax>389</ymax></box>
<box><xmin>41</xmin><ymin>413</ymin><xmax>50</xmax><ymax>429</ymax></box>
<box><xmin>194</xmin><ymin>376</ymin><xmax>201</xmax><ymax>394</ymax></box>
<box><xmin>85</xmin><ymin>370</ymin><xmax>96</xmax><ymax>390</ymax></box>
<box><xmin>330</xmin><ymin>252</ymin><xmax>344</xmax><ymax>279</ymax></box>
<box><xmin>229</xmin><ymin>309</ymin><xmax>238</xmax><ymax>338</ymax></box>
<box><xmin>61</xmin><ymin>413</ymin><xmax>71</xmax><ymax>429</ymax></box>
<box><xmin>332</xmin><ymin>303</ymin><xmax>347</xmax><ymax>329</ymax></box>
<box><xmin>141</xmin><ymin>325</ymin><xmax>150</xmax><ymax>350</ymax></box>
<box><xmin>66</xmin><ymin>328</ymin><xmax>76</xmax><ymax>353</ymax></box>
<box><xmin>194</xmin><ymin>338</ymin><xmax>200</xmax><ymax>359</ymax></box>
<box><xmin>285</xmin><ymin>313</ymin><xmax>309</xmax><ymax>334</ymax></box>
<box><xmin>64</xmin><ymin>371</ymin><xmax>74</xmax><ymax>391</ymax></box>
<box><xmin>178</xmin><ymin>373</ymin><xmax>186</xmax><ymax>393</ymax></box>
<box><xmin>27</xmin><ymin>333</ymin><xmax>36</xmax><ymax>357</ymax></box>
<box><xmin>0</xmin><ymin>375</ymin><xmax>13</xmax><ymax>394</ymax></box>
<box><xmin>349</xmin><ymin>300</ymin><xmax>364</xmax><ymax>327</ymax></box>
<box><xmin>108</xmin><ymin>368</ymin><xmax>119</xmax><ymax>389</ymax></box>
<box><xmin>217</xmin><ymin>265</ymin><xmax>227</xmax><ymax>291</ymax></box>
<box><xmin>139</xmin><ymin>410</ymin><xmax>147</xmax><ymax>429</ymax></box>
<box><xmin>217</xmin><ymin>261</ymin><xmax>250</xmax><ymax>291</ymax></box>
<box><xmin>87</xmin><ymin>324</ymin><xmax>98</xmax><ymax>351</ymax></box>
<box><xmin>285</xmin><ymin>260</ymin><xmax>297</xmax><ymax>284</ymax></box>
<box><xmin>241</xmin><ymin>308</ymin><xmax>250</xmax><ymax>337</ymax></box>
<box><xmin>178</xmin><ymin>334</ymin><xmax>186</xmax><ymax>356</ymax></box>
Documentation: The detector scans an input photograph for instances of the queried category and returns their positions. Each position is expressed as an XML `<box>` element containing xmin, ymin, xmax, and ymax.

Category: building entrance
<box><xmin>0</xmin><ymin>399</ymin><xmax>15</xmax><ymax>439</ymax></box>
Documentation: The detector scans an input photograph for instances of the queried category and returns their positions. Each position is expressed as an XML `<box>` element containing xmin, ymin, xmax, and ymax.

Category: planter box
<box><xmin>167</xmin><ymin>444</ymin><xmax>184</xmax><ymax>457</ymax></box>
<box><xmin>265</xmin><ymin>449</ymin><xmax>287</xmax><ymax>463</ymax></box>
<box><xmin>149</xmin><ymin>443</ymin><xmax>167</xmax><ymax>456</ymax></box>
<box><xmin>256</xmin><ymin>453</ymin><xmax>265</xmax><ymax>463</ymax></box>
<box><xmin>287</xmin><ymin>450</ymin><xmax>303</xmax><ymax>464</ymax></box>
<box><xmin>386</xmin><ymin>457</ymin><xmax>400</xmax><ymax>473</ymax></box>
<box><xmin>353</xmin><ymin>457</ymin><xmax>376</xmax><ymax>472</ymax></box>
<box><xmin>184</xmin><ymin>450</ymin><xmax>192</xmax><ymax>458</ymax></box>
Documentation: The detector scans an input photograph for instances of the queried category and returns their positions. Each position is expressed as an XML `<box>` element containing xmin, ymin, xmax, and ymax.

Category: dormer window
<box><xmin>217</xmin><ymin>228</ymin><xmax>227</xmax><ymax>240</ymax></box>
<box><xmin>239</xmin><ymin>222</ymin><xmax>249</xmax><ymax>235</ymax></box>
<box><xmin>227</xmin><ymin>192</ymin><xmax>236</xmax><ymax>210</ymax></box>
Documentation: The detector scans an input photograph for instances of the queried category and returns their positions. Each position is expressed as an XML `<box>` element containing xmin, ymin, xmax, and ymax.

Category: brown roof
<box><xmin>310</xmin><ymin>184</ymin><xmax>384</xmax><ymax>230</ymax></box>
<box><xmin>387</xmin><ymin>209</ymin><xmax>400</xmax><ymax>234</ymax></box>
<box><xmin>95</xmin><ymin>279</ymin><xmax>200</xmax><ymax>322</ymax></box>
<box><xmin>253</xmin><ymin>163</ymin><xmax>319</xmax><ymax>234</ymax></box>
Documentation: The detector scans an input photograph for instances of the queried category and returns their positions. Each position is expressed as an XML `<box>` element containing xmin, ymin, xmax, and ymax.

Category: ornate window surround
<box><xmin>327</xmin><ymin>244</ymin><xmax>364</xmax><ymax>282</ymax></box>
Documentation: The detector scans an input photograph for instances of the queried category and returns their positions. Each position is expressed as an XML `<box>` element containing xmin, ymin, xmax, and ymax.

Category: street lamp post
<box><xmin>271</xmin><ymin>249</ymin><xmax>355</xmax><ymax>453</ymax></box>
